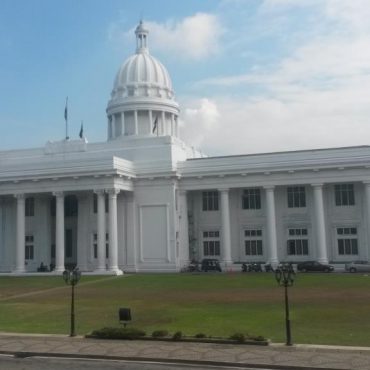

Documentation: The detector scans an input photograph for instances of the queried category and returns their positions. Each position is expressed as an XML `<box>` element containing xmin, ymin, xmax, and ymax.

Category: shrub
<box><xmin>194</xmin><ymin>333</ymin><xmax>207</xmax><ymax>338</ymax></box>
<box><xmin>229</xmin><ymin>333</ymin><xmax>246</xmax><ymax>343</ymax></box>
<box><xmin>172</xmin><ymin>331</ymin><xmax>183</xmax><ymax>340</ymax></box>
<box><xmin>249</xmin><ymin>335</ymin><xmax>266</xmax><ymax>342</ymax></box>
<box><xmin>90</xmin><ymin>327</ymin><xmax>146</xmax><ymax>340</ymax></box>
<box><xmin>151</xmin><ymin>330</ymin><xmax>169</xmax><ymax>338</ymax></box>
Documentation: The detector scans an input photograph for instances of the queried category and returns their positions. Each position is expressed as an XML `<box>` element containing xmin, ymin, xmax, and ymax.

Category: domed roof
<box><xmin>109</xmin><ymin>21</ymin><xmax>175</xmax><ymax>101</ymax></box>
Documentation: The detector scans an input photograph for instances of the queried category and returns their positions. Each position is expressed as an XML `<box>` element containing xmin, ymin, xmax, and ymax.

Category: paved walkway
<box><xmin>0</xmin><ymin>333</ymin><xmax>369</xmax><ymax>369</ymax></box>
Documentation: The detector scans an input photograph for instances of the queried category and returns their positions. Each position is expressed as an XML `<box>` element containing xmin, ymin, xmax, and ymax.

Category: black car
<box><xmin>201</xmin><ymin>259</ymin><xmax>222</xmax><ymax>272</ymax></box>
<box><xmin>297</xmin><ymin>261</ymin><xmax>334</xmax><ymax>272</ymax></box>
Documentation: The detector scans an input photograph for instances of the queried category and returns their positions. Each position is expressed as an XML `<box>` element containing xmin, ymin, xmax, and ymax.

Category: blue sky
<box><xmin>1</xmin><ymin>0</ymin><xmax>370</xmax><ymax>155</ymax></box>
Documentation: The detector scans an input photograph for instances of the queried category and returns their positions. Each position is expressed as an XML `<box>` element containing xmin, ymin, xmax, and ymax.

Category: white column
<box><xmin>95</xmin><ymin>190</ymin><xmax>106</xmax><ymax>271</ymax></box>
<box><xmin>111</xmin><ymin>114</ymin><xmax>116</xmax><ymax>139</ymax></box>
<box><xmin>220</xmin><ymin>189</ymin><xmax>232</xmax><ymax>264</ymax></box>
<box><xmin>264</xmin><ymin>186</ymin><xmax>279</xmax><ymax>265</ymax></box>
<box><xmin>134</xmin><ymin>110</ymin><xmax>138</xmax><ymax>134</ymax></box>
<box><xmin>121</xmin><ymin>112</ymin><xmax>125</xmax><ymax>136</ymax></box>
<box><xmin>179</xmin><ymin>190</ymin><xmax>189</xmax><ymax>264</ymax></box>
<box><xmin>149</xmin><ymin>110</ymin><xmax>153</xmax><ymax>134</ymax></box>
<box><xmin>312</xmin><ymin>184</ymin><xmax>328</xmax><ymax>263</ymax></box>
<box><xmin>161</xmin><ymin>111</ymin><xmax>166</xmax><ymax>135</ymax></box>
<box><xmin>107</xmin><ymin>189</ymin><xmax>122</xmax><ymax>275</ymax></box>
<box><xmin>171</xmin><ymin>114</ymin><xmax>175</xmax><ymax>136</ymax></box>
<box><xmin>54</xmin><ymin>191</ymin><xmax>65</xmax><ymax>272</ymax></box>
<box><xmin>14</xmin><ymin>194</ymin><xmax>26</xmax><ymax>273</ymax></box>
<box><xmin>364</xmin><ymin>182</ymin><xmax>370</xmax><ymax>261</ymax></box>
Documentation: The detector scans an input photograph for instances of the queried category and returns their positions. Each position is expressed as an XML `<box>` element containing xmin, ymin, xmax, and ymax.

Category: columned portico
<box><xmin>264</xmin><ymin>186</ymin><xmax>279</xmax><ymax>265</ymax></box>
<box><xmin>54</xmin><ymin>191</ymin><xmax>65</xmax><ymax>272</ymax></box>
<box><xmin>14</xmin><ymin>194</ymin><xmax>26</xmax><ymax>273</ymax></box>
<box><xmin>107</xmin><ymin>189</ymin><xmax>122</xmax><ymax>275</ymax></box>
<box><xmin>219</xmin><ymin>188</ymin><xmax>232</xmax><ymax>264</ymax></box>
<box><xmin>312</xmin><ymin>184</ymin><xmax>328</xmax><ymax>263</ymax></box>
<box><xmin>95</xmin><ymin>190</ymin><xmax>106</xmax><ymax>271</ymax></box>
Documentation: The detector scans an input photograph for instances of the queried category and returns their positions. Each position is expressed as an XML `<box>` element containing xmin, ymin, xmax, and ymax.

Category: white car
<box><xmin>345</xmin><ymin>261</ymin><xmax>370</xmax><ymax>273</ymax></box>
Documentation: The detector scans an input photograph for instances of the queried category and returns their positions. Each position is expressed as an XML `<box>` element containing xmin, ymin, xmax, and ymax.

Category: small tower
<box><xmin>106</xmin><ymin>21</ymin><xmax>180</xmax><ymax>140</ymax></box>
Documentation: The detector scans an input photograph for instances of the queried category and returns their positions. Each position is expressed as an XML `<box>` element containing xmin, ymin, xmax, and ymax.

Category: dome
<box><xmin>111</xmin><ymin>52</ymin><xmax>174</xmax><ymax>100</ymax></box>
<box><xmin>109</xmin><ymin>20</ymin><xmax>175</xmax><ymax>101</ymax></box>
<box><xmin>106</xmin><ymin>21</ymin><xmax>180</xmax><ymax>141</ymax></box>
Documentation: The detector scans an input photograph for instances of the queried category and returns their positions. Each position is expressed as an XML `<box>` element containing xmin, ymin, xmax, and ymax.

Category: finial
<box><xmin>135</xmin><ymin>20</ymin><xmax>149</xmax><ymax>54</ymax></box>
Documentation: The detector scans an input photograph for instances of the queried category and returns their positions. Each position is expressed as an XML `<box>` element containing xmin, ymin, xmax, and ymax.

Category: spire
<box><xmin>135</xmin><ymin>20</ymin><xmax>149</xmax><ymax>54</ymax></box>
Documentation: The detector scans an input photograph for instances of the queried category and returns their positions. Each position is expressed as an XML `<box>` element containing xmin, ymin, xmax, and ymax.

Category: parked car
<box><xmin>297</xmin><ymin>261</ymin><xmax>334</xmax><ymax>272</ymax></box>
<box><xmin>345</xmin><ymin>261</ymin><xmax>370</xmax><ymax>273</ymax></box>
<box><xmin>241</xmin><ymin>263</ymin><xmax>263</xmax><ymax>272</ymax></box>
<box><xmin>201</xmin><ymin>259</ymin><xmax>222</xmax><ymax>272</ymax></box>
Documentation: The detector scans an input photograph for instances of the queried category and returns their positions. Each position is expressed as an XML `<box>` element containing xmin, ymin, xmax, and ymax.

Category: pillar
<box><xmin>107</xmin><ymin>189</ymin><xmax>122</xmax><ymax>274</ymax></box>
<box><xmin>149</xmin><ymin>110</ymin><xmax>153</xmax><ymax>134</ymax></box>
<box><xmin>179</xmin><ymin>190</ymin><xmax>190</xmax><ymax>264</ymax></box>
<box><xmin>161</xmin><ymin>111</ymin><xmax>166</xmax><ymax>135</ymax></box>
<box><xmin>264</xmin><ymin>186</ymin><xmax>279</xmax><ymax>265</ymax></box>
<box><xmin>111</xmin><ymin>114</ymin><xmax>116</xmax><ymax>139</ymax></box>
<box><xmin>14</xmin><ymin>194</ymin><xmax>26</xmax><ymax>273</ymax></box>
<box><xmin>95</xmin><ymin>190</ymin><xmax>106</xmax><ymax>271</ymax></box>
<box><xmin>364</xmin><ymin>182</ymin><xmax>370</xmax><ymax>261</ymax></box>
<box><xmin>54</xmin><ymin>191</ymin><xmax>65</xmax><ymax>272</ymax></box>
<box><xmin>121</xmin><ymin>112</ymin><xmax>125</xmax><ymax>136</ymax></box>
<box><xmin>220</xmin><ymin>189</ymin><xmax>232</xmax><ymax>264</ymax></box>
<box><xmin>312</xmin><ymin>184</ymin><xmax>328</xmax><ymax>263</ymax></box>
<box><xmin>171</xmin><ymin>113</ymin><xmax>175</xmax><ymax>136</ymax></box>
<box><xmin>134</xmin><ymin>110</ymin><xmax>138</xmax><ymax>134</ymax></box>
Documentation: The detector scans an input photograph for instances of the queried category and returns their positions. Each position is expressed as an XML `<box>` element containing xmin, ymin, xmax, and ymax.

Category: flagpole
<box><xmin>65</xmin><ymin>97</ymin><xmax>69</xmax><ymax>140</ymax></box>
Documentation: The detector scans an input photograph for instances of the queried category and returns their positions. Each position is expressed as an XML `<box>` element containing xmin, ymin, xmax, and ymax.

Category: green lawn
<box><xmin>0</xmin><ymin>273</ymin><xmax>369</xmax><ymax>346</ymax></box>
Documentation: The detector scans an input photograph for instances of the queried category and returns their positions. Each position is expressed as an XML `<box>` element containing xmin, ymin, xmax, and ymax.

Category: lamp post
<box><xmin>63</xmin><ymin>268</ymin><xmax>81</xmax><ymax>337</ymax></box>
<box><xmin>275</xmin><ymin>264</ymin><xmax>295</xmax><ymax>346</ymax></box>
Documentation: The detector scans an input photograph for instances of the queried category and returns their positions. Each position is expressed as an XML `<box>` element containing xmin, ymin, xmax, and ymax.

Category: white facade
<box><xmin>1</xmin><ymin>22</ymin><xmax>370</xmax><ymax>274</ymax></box>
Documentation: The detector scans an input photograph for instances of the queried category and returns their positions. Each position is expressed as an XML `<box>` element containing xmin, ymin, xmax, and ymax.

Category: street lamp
<box><xmin>275</xmin><ymin>264</ymin><xmax>295</xmax><ymax>346</ymax></box>
<box><xmin>63</xmin><ymin>268</ymin><xmax>81</xmax><ymax>337</ymax></box>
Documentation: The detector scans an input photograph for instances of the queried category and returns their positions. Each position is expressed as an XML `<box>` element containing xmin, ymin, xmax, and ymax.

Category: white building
<box><xmin>1</xmin><ymin>22</ymin><xmax>370</xmax><ymax>274</ymax></box>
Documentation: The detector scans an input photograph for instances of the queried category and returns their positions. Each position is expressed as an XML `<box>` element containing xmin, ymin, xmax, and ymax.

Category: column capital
<box><xmin>94</xmin><ymin>189</ymin><xmax>105</xmax><ymax>195</ymax></box>
<box><xmin>363</xmin><ymin>181</ymin><xmax>370</xmax><ymax>186</ymax></box>
<box><xmin>106</xmin><ymin>188</ymin><xmax>120</xmax><ymax>196</ymax></box>
<box><xmin>178</xmin><ymin>189</ymin><xmax>187</xmax><ymax>196</ymax></box>
<box><xmin>263</xmin><ymin>185</ymin><xmax>275</xmax><ymax>190</ymax></box>
<box><xmin>311</xmin><ymin>183</ymin><xmax>324</xmax><ymax>188</ymax></box>
<box><xmin>218</xmin><ymin>188</ymin><xmax>229</xmax><ymax>193</ymax></box>
<box><xmin>52</xmin><ymin>191</ymin><xmax>64</xmax><ymax>198</ymax></box>
<box><xmin>14</xmin><ymin>193</ymin><xmax>25</xmax><ymax>200</ymax></box>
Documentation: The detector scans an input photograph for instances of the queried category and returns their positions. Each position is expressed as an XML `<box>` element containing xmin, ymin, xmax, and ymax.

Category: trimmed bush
<box><xmin>250</xmin><ymin>335</ymin><xmax>266</xmax><ymax>342</ymax></box>
<box><xmin>229</xmin><ymin>333</ymin><xmax>246</xmax><ymax>343</ymax></box>
<box><xmin>172</xmin><ymin>331</ymin><xmax>183</xmax><ymax>340</ymax></box>
<box><xmin>194</xmin><ymin>333</ymin><xmax>207</xmax><ymax>338</ymax></box>
<box><xmin>151</xmin><ymin>330</ymin><xmax>169</xmax><ymax>338</ymax></box>
<box><xmin>90</xmin><ymin>327</ymin><xmax>146</xmax><ymax>340</ymax></box>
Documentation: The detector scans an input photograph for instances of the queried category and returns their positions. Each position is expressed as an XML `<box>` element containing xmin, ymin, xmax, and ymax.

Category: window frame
<box><xmin>202</xmin><ymin>230</ymin><xmax>220</xmax><ymax>256</ymax></box>
<box><xmin>335</xmin><ymin>184</ymin><xmax>355</xmax><ymax>206</ymax></box>
<box><xmin>242</xmin><ymin>188</ymin><xmax>261</xmax><ymax>210</ymax></box>
<box><xmin>202</xmin><ymin>191</ymin><xmax>219</xmax><ymax>211</ymax></box>
<box><xmin>287</xmin><ymin>228</ymin><xmax>309</xmax><ymax>256</ymax></box>
<box><xmin>287</xmin><ymin>186</ymin><xmax>306</xmax><ymax>208</ymax></box>
<box><xmin>25</xmin><ymin>235</ymin><xmax>34</xmax><ymax>260</ymax></box>
<box><xmin>244</xmin><ymin>228</ymin><xmax>263</xmax><ymax>256</ymax></box>
<box><xmin>336</xmin><ymin>227</ymin><xmax>358</xmax><ymax>255</ymax></box>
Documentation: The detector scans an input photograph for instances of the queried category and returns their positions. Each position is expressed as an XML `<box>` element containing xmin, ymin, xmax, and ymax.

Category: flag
<box><xmin>79</xmin><ymin>121</ymin><xmax>84</xmax><ymax>139</ymax></box>
<box><xmin>64</xmin><ymin>97</ymin><xmax>68</xmax><ymax>122</ymax></box>
<box><xmin>152</xmin><ymin>116</ymin><xmax>158</xmax><ymax>134</ymax></box>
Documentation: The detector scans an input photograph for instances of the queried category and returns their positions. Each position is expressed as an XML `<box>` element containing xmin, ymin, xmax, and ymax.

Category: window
<box><xmin>203</xmin><ymin>231</ymin><xmax>220</xmax><ymax>256</ymax></box>
<box><xmin>25</xmin><ymin>197</ymin><xmax>35</xmax><ymax>217</ymax></box>
<box><xmin>65</xmin><ymin>196</ymin><xmax>78</xmax><ymax>217</ymax></box>
<box><xmin>202</xmin><ymin>191</ymin><xmax>219</xmax><ymax>211</ymax></box>
<box><xmin>93</xmin><ymin>233</ymin><xmax>109</xmax><ymax>258</ymax></box>
<box><xmin>93</xmin><ymin>193</ymin><xmax>109</xmax><ymax>213</ymax></box>
<box><xmin>287</xmin><ymin>186</ymin><xmax>306</xmax><ymax>208</ymax></box>
<box><xmin>287</xmin><ymin>228</ymin><xmax>309</xmax><ymax>255</ymax></box>
<box><xmin>335</xmin><ymin>184</ymin><xmax>355</xmax><ymax>206</ymax></box>
<box><xmin>337</xmin><ymin>227</ymin><xmax>358</xmax><ymax>255</ymax></box>
<box><xmin>25</xmin><ymin>235</ymin><xmax>34</xmax><ymax>260</ymax></box>
<box><xmin>242</xmin><ymin>189</ymin><xmax>261</xmax><ymax>210</ymax></box>
<box><xmin>244</xmin><ymin>229</ymin><xmax>263</xmax><ymax>256</ymax></box>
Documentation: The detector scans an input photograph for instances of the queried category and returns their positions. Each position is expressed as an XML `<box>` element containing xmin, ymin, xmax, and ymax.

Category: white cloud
<box><xmin>146</xmin><ymin>13</ymin><xmax>223</xmax><ymax>60</ymax></box>
<box><xmin>109</xmin><ymin>13</ymin><xmax>223</xmax><ymax>61</ymax></box>
<box><xmin>180</xmin><ymin>0</ymin><xmax>370</xmax><ymax>155</ymax></box>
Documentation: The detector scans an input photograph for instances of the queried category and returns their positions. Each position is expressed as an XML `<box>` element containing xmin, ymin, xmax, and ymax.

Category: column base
<box><xmin>54</xmin><ymin>266</ymin><xmax>66</xmax><ymax>273</ymax></box>
<box><xmin>108</xmin><ymin>268</ymin><xmax>123</xmax><ymax>276</ymax></box>
<box><xmin>12</xmin><ymin>268</ymin><xmax>26</xmax><ymax>274</ymax></box>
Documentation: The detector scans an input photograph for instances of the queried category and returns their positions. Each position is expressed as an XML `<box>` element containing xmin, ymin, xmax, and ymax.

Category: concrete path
<box><xmin>0</xmin><ymin>333</ymin><xmax>369</xmax><ymax>370</ymax></box>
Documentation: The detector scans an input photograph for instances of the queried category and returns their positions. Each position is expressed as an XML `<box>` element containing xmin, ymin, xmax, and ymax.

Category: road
<box><xmin>0</xmin><ymin>355</ymin><xmax>273</xmax><ymax>370</ymax></box>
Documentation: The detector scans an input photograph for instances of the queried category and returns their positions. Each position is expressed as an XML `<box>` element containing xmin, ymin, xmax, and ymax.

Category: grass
<box><xmin>0</xmin><ymin>273</ymin><xmax>369</xmax><ymax>346</ymax></box>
